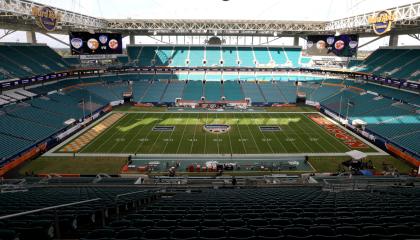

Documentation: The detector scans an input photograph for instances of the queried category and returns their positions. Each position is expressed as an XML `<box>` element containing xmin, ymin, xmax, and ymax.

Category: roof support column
<box><xmin>26</xmin><ymin>31</ymin><xmax>37</xmax><ymax>44</ymax></box>
<box><xmin>129</xmin><ymin>34</ymin><xmax>135</xmax><ymax>45</ymax></box>
<box><xmin>389</xmin><ymin>33</ymin><xmax>399</xmax><ymax>47</ymax></box>
<box><xmin>293</xmin><ymin>36</ymin><xmax>299</xmax><ymax>46</ymax></box>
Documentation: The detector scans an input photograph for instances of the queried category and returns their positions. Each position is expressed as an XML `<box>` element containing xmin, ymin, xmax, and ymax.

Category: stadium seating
<box><xmin>241</xmin><ymin>81</ymin><xmax>266</xmax><ymax>103</ymax></box>
<box><xmin>204</xmin><ymin>81</ymin><xmax>222</xmax><ymax>101</ymax></box>
<box><xmin>5</xmin><ymin>104</ymin><xmax>67</xmax><ymax>129</ymax></box>
<box><xmin>0</xmin><ymin>133</ymin><xmax>34</xmax><ymax>160</ymax></box>
<box><xmin>137</xmin><ymin>46</ymin><xmax>156</xmax><ymax>66</ymax></box>
<box><xmin>170</xmin><ymin>47</ymin><xmax>189</xmax><ymax>67</ymax></box>
<box><xmin>76</xmin><ymin>187</ymin><xmax>420</xmax><ymax>240</ymax></box>
<box><xmin>254</xmin><ymin>47</ymin><xmax>272</xmax><ymax>66</ymax></box>
<box><xmin>237</xmin><ymin>47</ymin><xmax>255</xmax><ymax>67</ymax></box>
<box><xmin>222</xmin><ymin>81</ymin><xmax>244</xmax><ymax>101</ymax></box>
<box><xmin>0</xmin><ymin>114</ymin><xmax>57</xmax><ymax>141</ymax></box>
<box><xmin>0</xmin><ymin>187</ymin><xmax>157</xmax><ymax>240</ymax></box>
<box><xmin>306</xmin><ymin>84</ymin><xmax>343</xmax><ymax>102</ymax></box>
<box><xmin>132</xmin><ymin>81</ymin><xmax>151</xmax><ymax>102</ymax></box>
<box><xmin>352</xmin><ymin>47</ymin><xmax>420</xmax><ymax>82</ymax></box>
<box><xmin>126</xmin><ymin>45</ymin><xmax>303</xmax><ymax>68</ymax></box>
<box><xmin>205</xmin><ymin>47</ymin><xmax>222</xmax><ymax>66</ymax></box>
<box><xmin>300</xmin><ymin>56</ymin><xmax>312</xmax><ymax>65</ymax></box>
<box><xmin>116</xmin><ymin>56</ymin><xmax>129</xmax><ymax>65</ymax></box>
<box><xmin>63</xmin><ymin>56</ymin><xmax>81</xmax><ymax>66</ymax></box>
<box><xmin>183</xmin><ymin>81</ymin><xmax>203</xmax><ymax>100</ymax></box>
<box><xmin>221</xmin><ymin>47</ymin><xmax>238</xmax><ymax>66</ymax></box>
<box><xmin>277</xmin><ymin>81</ymin><xmax>297</xmax><ymax>103</ymax></box>
<box><xmin>269</xmin><ymin>47</ymin><xmax>288</xmax><ymax>66</ymax></box>
<box><xmin>141</xmin><ymin>81</ymin><xmax>168</xmax><ymax>103</ymax></box>
<box><xmin>284</xmin><ymin>47</ymin><xmax>301</xmax><ymax>67</ymax></box>
<box><xmin>0</xmin><ymin>43</ymin><xmax>68</xmax><ymax>79</ymax></box>
<box><xmin>259</xmin><ymin>82</ymin><xmax>285</xmax><ymax>103</ymax></box>
<box><xmin>188</xmin><ymin>47</ymin><xmax>204</xmax><ymax>67</ymax></box>
<box><xmin>161</xmin><ymin>81</ymin><xmax>186</xmax><ymax>103</ymax></box>
<box><xmin>155</xmin><ymin>46</ymin><xmax>174</xmax><ymax>66</ymax></box>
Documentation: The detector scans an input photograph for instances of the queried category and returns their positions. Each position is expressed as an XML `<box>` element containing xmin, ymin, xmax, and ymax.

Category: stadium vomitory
<box><xmin>0</xmin><ymin>0</ymin><xmax>419</xmax><ymax>239</ymax></box>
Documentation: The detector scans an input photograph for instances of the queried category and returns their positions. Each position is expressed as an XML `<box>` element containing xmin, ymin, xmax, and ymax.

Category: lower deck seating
<box><xmin>132</xmin><ymin>81</ymin><xmax>151</xmax><ymax>102</ymax></box>
<box><xmin>183</xmin><ymin>81</ymin><xmax>203</xmax><ymax>100</ymax></box>
<box><xmin>259</xmin><ymin>82</ymin><xmax>285</xmax><ymax>103</ymax></box>
<box><xmin>204</xmin><ymin>82</ymin><xmax>222</xmax><ymax>101</ymax></box>
<box><xmin>0</xmin><ymin>133</ymin><xmax>34</xmax><ymax>159</ymax></box>
<box><xmin>0</xmin><ymin>187</ymin><xmax>157</xmax><ymax>240</ymax></box>
<box><xmin>161</xmin><ymin>81</ymin><xmax>185</xmax><ymax>103</ymax></box>
<box><xmin>223</xmin><ymin>81</ymin><xmax>244</xmax><ymax>101</ymax></box>
<box><xmin>277</xmin><ymin>81</ymin><xmax>297</xmax><ymax>103</ymax></box>
<box><xmin>241</xmin><ymin>81</ymin><xmax>265</xmax><ymax>103</ymax></box>
<box><xmin>141</xmin><ymin>81</ymin><xmax>168</xmax><ymax>103</ymax></box>
<box><xmin>78</xmin><ymin>187</ymin><xmax>420</xmax><ymax>240</ymax></box>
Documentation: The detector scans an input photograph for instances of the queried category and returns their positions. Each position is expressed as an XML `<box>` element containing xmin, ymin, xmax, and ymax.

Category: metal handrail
<box><xmin>0</xmin><ymin>198</ymin><xmax>101</xmax><ymax>220</ymax></box>
<box><xmin>114</xmin><ymin>190</ymin><xmax>147</xmax><ymax>202</ymax></box>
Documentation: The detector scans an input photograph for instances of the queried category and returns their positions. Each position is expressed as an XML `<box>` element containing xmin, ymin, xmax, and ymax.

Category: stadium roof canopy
<box><xmin>0</xmin><ymin>0</ymin><xmax>419</xmax><ymax>37</ymax></box>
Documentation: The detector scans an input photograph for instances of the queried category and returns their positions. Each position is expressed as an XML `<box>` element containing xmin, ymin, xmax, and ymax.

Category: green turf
<box><xmin>113</xmin><ymin>105</ymin><xmax>167</xmax><ymax>112</ymax></box>
<box><xmin>19</xmin><ymin>157</ymin><xmax>127</xmax><ymax>175</ymax></box>
<box><xmin>308</xmin><ymin>156</ymin><xmax>413</xmax><ymax>174</ymax></box>
<box><xmin>73</xmin><ymin>112</ymin><xmax>376</xmax><ymax>154</ymax></box>
<box><xmin>20</xmin><ymin>155</ymin><xmax>412</xmax><ymax>175</ymax></box>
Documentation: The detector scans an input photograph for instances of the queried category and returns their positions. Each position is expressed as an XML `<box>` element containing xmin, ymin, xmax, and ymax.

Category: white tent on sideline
<box><xmin>346</xmin><ymin>150</ymin><xmax>367</xmax><ymax>160</ymax></box>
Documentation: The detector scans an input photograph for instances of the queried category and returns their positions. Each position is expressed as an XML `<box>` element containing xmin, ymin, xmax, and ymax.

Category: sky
<box><xmin>0</xmin><ymin>0</ymin><xmax>419</xmax><ymax>50</ymax></box>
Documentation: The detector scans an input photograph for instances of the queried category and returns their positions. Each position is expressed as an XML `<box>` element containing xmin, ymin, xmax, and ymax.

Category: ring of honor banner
<box><xmin>306</xmin><ymin>35</ymin><xmax>359</xmax><ymax>57</ymax></box>
<box><xmin>70</xmin><ymin>32</ymin><xmax>122</xmax><ymax>55</ymax></box>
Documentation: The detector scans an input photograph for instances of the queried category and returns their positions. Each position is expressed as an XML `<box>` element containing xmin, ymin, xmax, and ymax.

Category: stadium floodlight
<box><xmin>214</xmin><ymin>31</ymin><xmax>218</xmax><ymax>36</ymax></box>
<box><xmin>335</xmin><ymin>31</ymin><xmax>340</xmax><ymax>36</ymax></box>
<box><xmin>153</xmin><ymin>31</ymin><xmax>157</xmax><ymax>36</ymax></box>
<box><xmin>273</xmin><ymin>32</ymin><xmax>277</xmax><ymax>37</ymax></box>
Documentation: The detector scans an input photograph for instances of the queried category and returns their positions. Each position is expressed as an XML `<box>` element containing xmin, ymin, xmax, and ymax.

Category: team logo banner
<box><xmin>368</xmin><ymin>11</ymin><xmax>395</xmax><ymax>35</ymax></box>
<box><xmin>32</xmin><ymin>6</ymin><xmax>61</xmax><ymax>31</ymax></box>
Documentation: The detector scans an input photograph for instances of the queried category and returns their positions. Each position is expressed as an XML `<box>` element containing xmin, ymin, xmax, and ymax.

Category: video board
<box><xmin>70</xmin><ymin>32</ymin><xmax>122</xmax><ymax>55</ymax></box>
<box><xmin>306</xmin><ymin>35</ymin><xmax>359</xmax><ymax>57</ymax></box>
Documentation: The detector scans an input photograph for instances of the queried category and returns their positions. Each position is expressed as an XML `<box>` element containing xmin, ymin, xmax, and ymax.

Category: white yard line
<box><xmin>188</xmin><ymin>112</ymin><xmax>200</xmax><ymax>154</ymax></box>
<box><xmin>302</xmin><ymin>113</ymin><xmax>357</xmax><ymax>153</ymax></box>
<box><xmin>175</xmin><ymin>113</ymin><xmax>190</xmax><ymax>154</ymax></box>
<box><xmin>120</xmin><ymin>112</ymin><xmax>149</xmax><ymax>153</ymax></box>
<box><xmin>253</xmin><ymin>113</ymin><xmax>275</xmax><ymax>154</ymax></box>
<box><xmin>284</xmin><ymin>113</ymin><xmax>318</xmax><ymax>153</ymax></box>
<box><xmin>296</xmin><ymin>113</ymin><xmax>342</xmax><ymax>153</ymax></box>
<box><xmin>265</xmin><ymin>112</ymin><xmax>299</xmax><ymax>153</ymax></box>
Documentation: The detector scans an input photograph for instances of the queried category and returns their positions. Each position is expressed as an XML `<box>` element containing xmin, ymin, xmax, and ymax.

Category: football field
<box><xmin>60</xmin><ymin>112</ymin><xmax>377</xmax><ymax>154</ymax></box>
